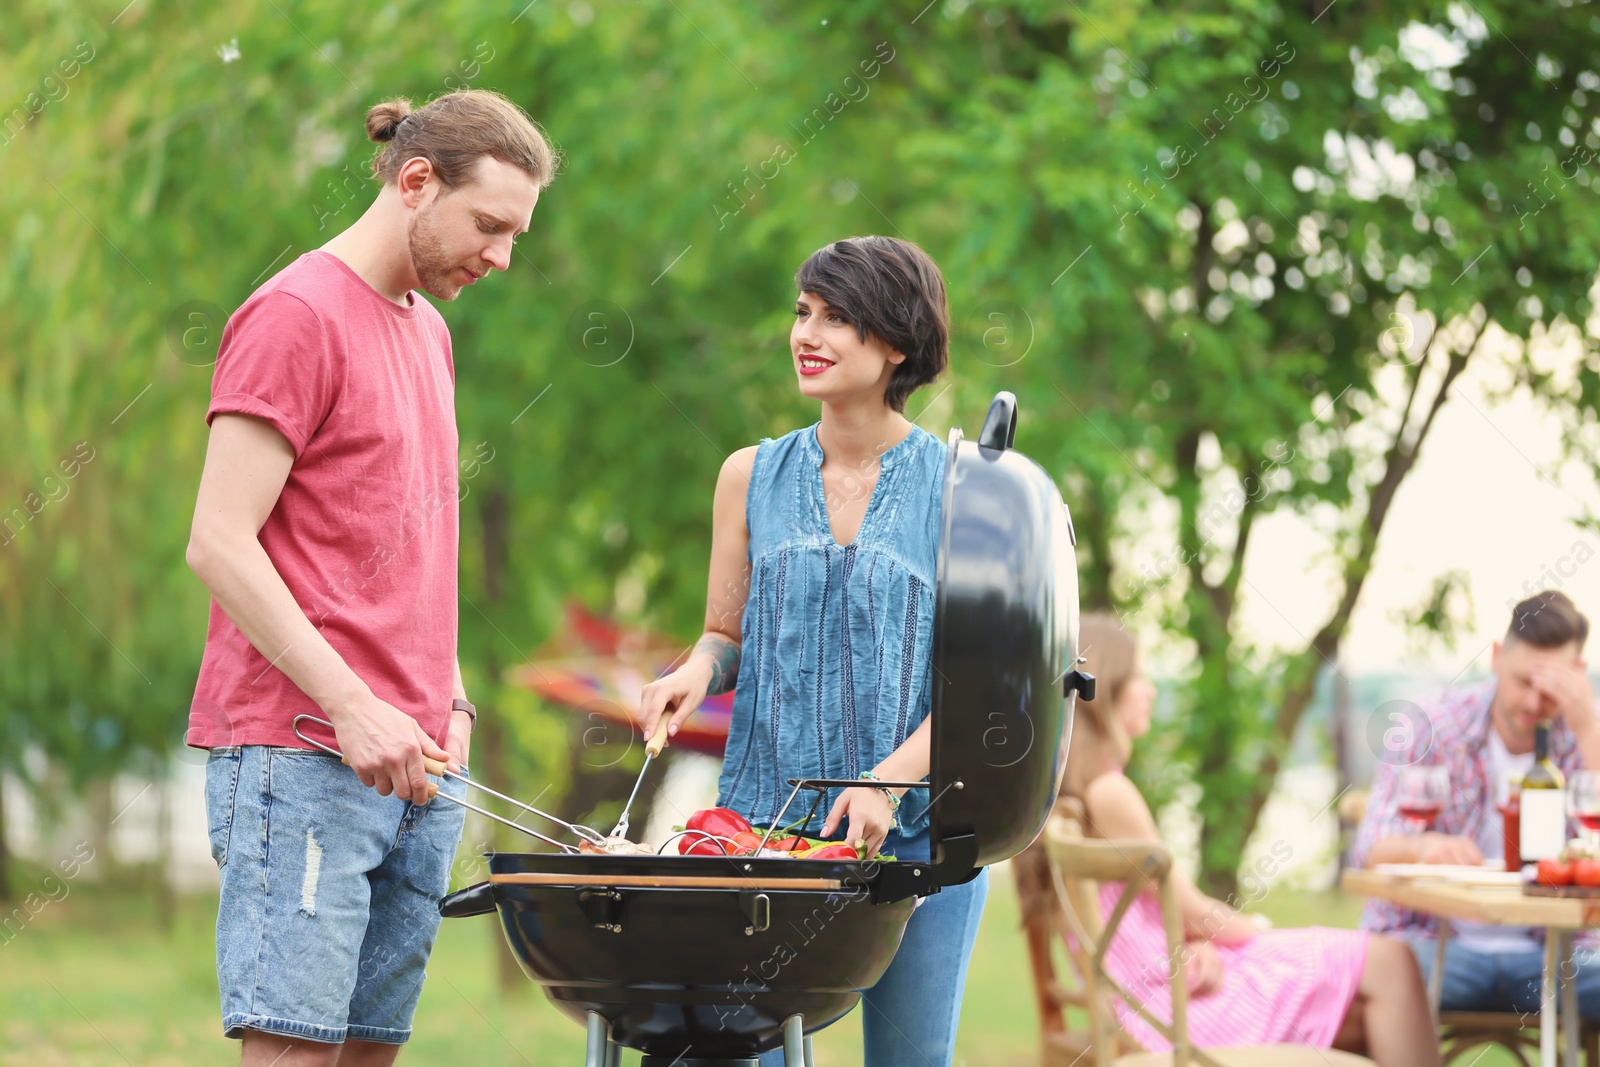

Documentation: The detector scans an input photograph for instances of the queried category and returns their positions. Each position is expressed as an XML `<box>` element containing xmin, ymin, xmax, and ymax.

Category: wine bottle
<box><xmin>1519</xmin><ymin>722</ymin><xmax>1567</xmax><ymax>864</ymax></box>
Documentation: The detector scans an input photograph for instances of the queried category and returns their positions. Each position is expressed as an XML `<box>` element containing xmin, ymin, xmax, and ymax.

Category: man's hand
<box><xmin>446</xmin><ymin>707</ymin><xmax>473</xmax><ymax>771</ymax></box>
<box><xmin>328</xmin><ymin>691</ymin><xmax>452</xmax><ymax>802</ymax></box>
<box><xmin>1531</xmin><ymin>657</ymin><xmax>1598</xmax><ymax>738</ymax></box>
<box><xmin>1185</xmin><ymin>940</ymin><xmax>1225</xmax><ymax>997</ymax></box>
<box><xmin>1414</xmin><ymin>832</ymin><xmax>1484</xmax><ymax>866</ymax></box>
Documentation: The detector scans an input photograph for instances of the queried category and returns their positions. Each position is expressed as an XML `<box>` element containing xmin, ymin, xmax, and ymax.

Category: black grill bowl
<box><xmin>485</xmin><ymin>852</ymin><xmax>916</xmax><ymax>1059</ymax></box>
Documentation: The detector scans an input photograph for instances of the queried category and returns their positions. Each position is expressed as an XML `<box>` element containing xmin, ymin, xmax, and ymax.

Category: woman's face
<box><xmin>1115</xmin><ymin>658</ymin><xmax>1156</xmax><ymax>740</ymax></box>
<box><xmin>791</xmin><ymin>292</ymin><xmax>904</xmax><ymax>403</ymax></box>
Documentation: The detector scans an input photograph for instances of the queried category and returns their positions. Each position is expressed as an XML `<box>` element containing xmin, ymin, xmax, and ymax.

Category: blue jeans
<box><xmin>1408</xmin><ymin>936</ymin><xmax>1600</xmax><ymax>1019</ymax></box>
<box><xmin>759</xmin><ymin>830</ymin><xmax>991</xmax><ymax>1067</ymax></box>
<box><xmin>205</xmin><ymin>745</ymin><xmax>467</xmax><ymax>1044</ymax></box>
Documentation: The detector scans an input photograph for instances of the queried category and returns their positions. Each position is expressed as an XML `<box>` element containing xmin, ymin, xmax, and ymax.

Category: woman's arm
<box><xmin>1082</xmin><ymin>772</ymin><xmax>1260</xmax><ymax>945</ymax></box>
<box><xmin>820</xmin><ymin>714</ymin><xmax>932</xmax><ymax>854</ymax></box>
<box><xmin>867</xmin><ymin>717</ymin><xmax>931</xmax><ymax>794</ymax></box>
<box><xmin>640</xmin><ymin>446</ymin><xmax>757</xmax><ymax>743</ymax></box>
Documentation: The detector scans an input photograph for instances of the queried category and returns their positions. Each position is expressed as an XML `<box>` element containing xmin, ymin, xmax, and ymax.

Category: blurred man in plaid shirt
<box><xmin>1353</xmin><ymin>591</ymin><xmax>1600</xmax><ymax>1017</ymax></box>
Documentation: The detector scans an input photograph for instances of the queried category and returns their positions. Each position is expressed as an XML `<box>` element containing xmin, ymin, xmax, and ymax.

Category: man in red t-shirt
<box><xmin>186</xmin><ymin>90</ymin><xmax>555</xmax><ymax>1066</ymax></box>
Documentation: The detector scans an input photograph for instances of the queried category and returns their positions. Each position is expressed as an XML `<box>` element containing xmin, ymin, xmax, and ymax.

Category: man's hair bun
<box><xmin>365</xmin><ymin>99</ymin><xmax>413</xmax><ymax>143</ymax></box>
<box><xmin>364</xmin><ymin>90</ymin><xmax>558</xmax><ymax>190</ymax></box>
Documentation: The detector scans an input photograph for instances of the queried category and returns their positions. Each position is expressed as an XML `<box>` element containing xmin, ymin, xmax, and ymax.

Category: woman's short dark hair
<box><xmin>794</xmin><ymin>236</ymin><xmax>950</xmax><ymax>413</ymax></box>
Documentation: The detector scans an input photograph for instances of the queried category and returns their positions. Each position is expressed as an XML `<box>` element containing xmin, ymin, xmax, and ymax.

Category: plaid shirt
<box><xmin>1351</xmin><ymin>678</ymin><xmax>1586</xmax><ymax>939</ymax></box>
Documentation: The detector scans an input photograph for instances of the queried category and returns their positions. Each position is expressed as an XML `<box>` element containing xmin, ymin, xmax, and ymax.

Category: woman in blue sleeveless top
<box><xmin>640</xmin><ymin>236</ymin><xmax>987</xmax><ymax>1067</ymax></box>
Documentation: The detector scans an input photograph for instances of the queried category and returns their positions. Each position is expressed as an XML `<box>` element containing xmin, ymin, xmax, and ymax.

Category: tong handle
<box><xmin>291</xmin><ymin>714</ymin><xmax>440</xmax><ymax>799</ymax></box>
<box><xmin>335</xmin><ymin>755</ymin><xmax>442</xmax><ymax>800</ymax></box>
<box><xmin>290</xmin><ymin>714</ymin><xmax>604</xmax><ymax>850</ymax></box>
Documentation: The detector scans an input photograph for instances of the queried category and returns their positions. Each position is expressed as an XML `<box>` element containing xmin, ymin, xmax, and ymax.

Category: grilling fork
<box><xmin>611</xmin><ymin>727</ymin><xmax>669</xmax><ymax>840</ymax></box>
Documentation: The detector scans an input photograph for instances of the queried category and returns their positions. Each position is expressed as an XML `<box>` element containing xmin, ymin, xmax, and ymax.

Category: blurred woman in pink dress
<box><xmin>1052</xmin><ymin>614</ymin><xmax>1440</xmax><ymax>1067</ymax></box>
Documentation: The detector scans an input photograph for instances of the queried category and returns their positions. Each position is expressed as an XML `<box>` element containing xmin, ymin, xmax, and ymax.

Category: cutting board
<box><xmin>1522</xmin><ymin>883</ymin><xmax>1600</xmax><ymax>897</ymax></box>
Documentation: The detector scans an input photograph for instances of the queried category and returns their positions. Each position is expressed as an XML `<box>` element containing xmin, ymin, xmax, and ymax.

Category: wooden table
<box><xmin>1341</xmin><ymin>868</ymin><xmax>1600</xmax><ymax>1067</ymax></box>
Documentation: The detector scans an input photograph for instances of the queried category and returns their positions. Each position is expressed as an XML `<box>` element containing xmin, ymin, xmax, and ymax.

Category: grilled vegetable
<box><xmin>685</xmin><ymin>807</ymin><xmax>753</xmax><ymax>840</ymax></box>
<box><xmin>765</xmin><ymin>835</ymin><xmax>812</xmax><ymax>853</ymax></box>
<box><xmin>798</xmin><ymin>844</ymin><xmax>860</xmax><ymax>861</ymax></box>
<box><xmin>677</xmin><ymin>830</ymin><xmax>737</xmax><ymax>856</ymax></box>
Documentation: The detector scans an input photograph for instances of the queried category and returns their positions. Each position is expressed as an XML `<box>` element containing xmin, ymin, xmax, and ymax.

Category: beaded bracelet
<box><xmin>858</xmin><ymin>770</ymin><xmax>902</xmax><ymax>818</ymax></box>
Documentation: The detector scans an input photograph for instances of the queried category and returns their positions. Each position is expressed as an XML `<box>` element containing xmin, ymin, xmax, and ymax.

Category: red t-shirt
<box><xmin>187</xmin><ymin>251</ymin><xmax>459</xmax><ymax>750</ymax></box>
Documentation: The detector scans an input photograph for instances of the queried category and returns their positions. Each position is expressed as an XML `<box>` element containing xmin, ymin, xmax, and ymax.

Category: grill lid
<box><xmin>925</xmin><ymin>392</ymin><xmax>1092</xmax><ymax>886</ymax></box>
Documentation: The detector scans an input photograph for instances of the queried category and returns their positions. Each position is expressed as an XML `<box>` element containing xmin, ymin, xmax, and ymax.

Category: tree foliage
<box><xmin>3</xmin><ymin>0</ymin><xmax>1598</xmax><ymax>894</ymax></box>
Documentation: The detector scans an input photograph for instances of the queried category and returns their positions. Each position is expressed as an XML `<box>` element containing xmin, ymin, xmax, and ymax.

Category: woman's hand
<box><xmin>1199</xmin><ymin>903</ymin><xmax>1266</xmax><ymax>946</ymax></box>
<box><xmin>1184</xmin><ymin>939</ymin><xmax>1226</xmax><ymax>997</ymax></box>
<box><xmin>822</xmin><ymin>787</ymin><xmax>894</xmax><ymax>857</ymax></box>
<box><xmin>639</xmin><ymin>660</ymin><xmax>713</xmax><ymax>749</ymax></box>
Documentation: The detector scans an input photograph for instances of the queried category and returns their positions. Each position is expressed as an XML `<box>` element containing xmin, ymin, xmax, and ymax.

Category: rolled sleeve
<box><xmin>206</xmin><ymin>291</ymin><xmax>339</xmax><ymax>460</ymax></box>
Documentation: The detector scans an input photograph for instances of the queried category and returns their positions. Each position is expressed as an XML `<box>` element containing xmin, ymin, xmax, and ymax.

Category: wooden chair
<box><xmin>1038</xmin><ymin>813</ymin><xmax>1376</xmax><ymax>1067</ymax></box>
<box><xmin>1436</xmin><ymin>1010</ymin><xmax>1600</xmax><ymax>1067</ymax></box>
<box><xmin>1016</xmin><ymin>799</ymin><xmax>1099</xmax><ymax>1066</ymax></box>
<box><xmin>1337</xmin><ymin>787</ymin><xmax>1600</xmax><ymax>1066</ymax></box>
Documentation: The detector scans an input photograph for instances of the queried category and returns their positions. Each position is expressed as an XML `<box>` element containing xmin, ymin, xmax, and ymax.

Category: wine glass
<box><xmin>1568</xmin><ymin>770</ymin><xmax>1600</xmax><ymax>852</ymax></box>
<box><xmin>1397</xmin><ymin>765</ymin><xmax>1450</xmax><ymax>833</ymax></box>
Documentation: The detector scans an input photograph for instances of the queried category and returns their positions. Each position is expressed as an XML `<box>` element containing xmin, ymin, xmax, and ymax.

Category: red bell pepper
<box><xmin>677</xmin><ymin>830</ymin><xmax>733</xmax><ymax>856</ymax></box>
<box><xmin>801</xmin><ymin>844</ymin><xmax>859</xmax><ymax>861</ymax></box>
<box><xmin>765</xmin><ymin>836</ymin><xmax>812</xmax><ymax>853</ymax></box>
<box><xmin>685</xmin><ymin>807</ymin><xmax>752</xmax><ymax>839</ymax></box>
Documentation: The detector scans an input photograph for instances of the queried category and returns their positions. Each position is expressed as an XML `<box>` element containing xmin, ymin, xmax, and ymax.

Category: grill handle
<box><xmin>977</xmin><ymin>391</ymin><xmax>1017</xmax><ymax>451</ymax></box>
<box><xmin>439</xmin><ymin>881</ymin><xmax>497</xmax><ymax>918</ymax></box>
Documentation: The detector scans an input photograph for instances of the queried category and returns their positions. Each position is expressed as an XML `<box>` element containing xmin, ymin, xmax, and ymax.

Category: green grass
<box><xmin>0</xmin><ymin>870</ymin><xmax>1032</xmax><ymax>1067</ymax></box>
<box><xmin>0</xmin><ymin>876</ymin><xmax>1528</xmax><ymax>1066</ymax></box>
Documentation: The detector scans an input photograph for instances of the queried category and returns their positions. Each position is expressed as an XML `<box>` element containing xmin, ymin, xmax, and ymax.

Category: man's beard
<box><xmin>408</xmin><ymin>203</ymin><xmax>469</xmax><ymax>301</ymax></box>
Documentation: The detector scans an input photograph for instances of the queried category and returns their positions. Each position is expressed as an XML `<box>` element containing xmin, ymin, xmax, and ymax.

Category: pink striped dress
<box><xmin>1095</xmin><ymin>881</ymin><xmax>1368</xmax><ymax>1050</ymax></box>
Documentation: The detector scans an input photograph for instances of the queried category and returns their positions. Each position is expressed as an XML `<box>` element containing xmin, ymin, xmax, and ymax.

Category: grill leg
<box><xmin>605</xmin><ymin>1036</ymin><xmax>621</xmax><ymax>1067</ymax></box>
<box><xmin>803</xmin><ymin>1034</ymin><xmax>815</xmax><ymax>1067</ymax></box>
<box><xmin>585</xmin><ymin>1010</ymin><xmax>609</xmax><ymax>1067</ymax></box>
<box><xmin>783</xmin><ymin>1014</ymin><xmax>805</xmax><ymax>1067</ymax></box>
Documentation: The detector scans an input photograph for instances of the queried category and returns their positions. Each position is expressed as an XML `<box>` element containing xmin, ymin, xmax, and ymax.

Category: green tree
<box><xmin>4</xmin><ymin>0</ymin><xmax>1598</xmax><ymax>905</ymax></box>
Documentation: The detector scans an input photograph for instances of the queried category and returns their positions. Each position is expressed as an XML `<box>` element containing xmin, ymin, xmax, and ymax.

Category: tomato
<box><xmin>1538</xmin><ymin>857</ymin><xmax>1575</xmax><ymax>886</ymax></box>
<box><xmin>766</xmin><ymin>836</ymin><xmax>812</xmax><ymax>853</ymax></box>
<box><xmin>731</xmin><ymin>831</ymin><xmax>764</xmax><ymax>855</ymax></box>
<box><xmin>801</xmin><ymin>844</ymin><xmax>860</xmax><ymax>861</ymax></box>
<box><xmin>677</xmin><ymin>831</ymin><xmax>733</xmax><ymax>856</ymax></box>
<box><xmin>1573</xmin><ymin>859</ymin><xmax>1600</xmax><ymax>888</ymax></box>
<box><xmin>686</xmin><ymin>807</ymin><xmax>752</xmax><ymax>840</ymax></box>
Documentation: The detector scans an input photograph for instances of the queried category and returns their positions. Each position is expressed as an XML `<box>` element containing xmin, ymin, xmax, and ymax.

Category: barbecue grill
<box><xmin>439</xmin><ymin>392</ymin><xmax>1096</xmax><ymax>1066</ymax></box>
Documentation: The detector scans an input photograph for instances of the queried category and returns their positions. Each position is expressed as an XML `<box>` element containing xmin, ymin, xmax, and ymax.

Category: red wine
<box><xmin>1578</xmin><ymin>813</ymin><xmax>1600</xmax><ymax>832</ymax></box>
<box><xmin>1400</xmin><ymin>805</ymin><xmax>1441</xmax><ymax>828</ymax></box>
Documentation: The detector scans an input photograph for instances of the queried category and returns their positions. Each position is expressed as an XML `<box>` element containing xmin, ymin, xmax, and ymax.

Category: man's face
<box><xmin>408</xmin><ymin>156</ymin><xmax>540</xmax><ymax>301</ymax></box>
<box><xmin>1491</xmin><ymin>637</ymin><xmax>1583</xmax><ymax>747</ymax></box>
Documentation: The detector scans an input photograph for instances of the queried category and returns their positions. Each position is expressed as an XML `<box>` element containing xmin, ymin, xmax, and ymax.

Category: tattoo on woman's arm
<box><xmin>697</xmin><ymin>633</ymin><xmax>741</xmax><ymax>695</ymax></box>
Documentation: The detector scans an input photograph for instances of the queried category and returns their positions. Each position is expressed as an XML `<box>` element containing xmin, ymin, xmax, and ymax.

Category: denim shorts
<box><xmin>205</xmin><ymin>745</ymin><xmax>468</xmax><ymax>1045</ymax></box>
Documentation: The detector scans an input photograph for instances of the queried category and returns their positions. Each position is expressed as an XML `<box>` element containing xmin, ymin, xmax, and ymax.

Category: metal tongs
<box><xmin>292</xmin><ymin>714</ymin><xmax>608</xmax><ymax>854</ymax></box>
